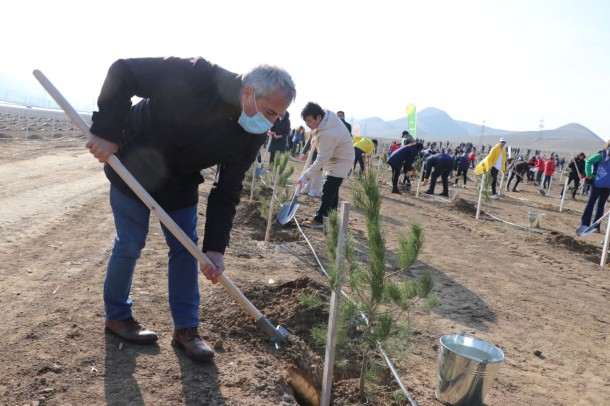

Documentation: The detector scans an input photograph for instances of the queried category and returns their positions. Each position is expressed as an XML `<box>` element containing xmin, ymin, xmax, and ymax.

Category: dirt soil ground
<box><xmin>1</xmin><ymin>116</ymin><xmax>609</xmax><ymax>405</ymax></box>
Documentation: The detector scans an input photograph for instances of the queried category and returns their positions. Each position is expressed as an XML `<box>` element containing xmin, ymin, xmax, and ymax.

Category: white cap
<box><xmin>499</xmin><ymin>137</ymin><xmax>507</xmax><ymax>143</ymax></box>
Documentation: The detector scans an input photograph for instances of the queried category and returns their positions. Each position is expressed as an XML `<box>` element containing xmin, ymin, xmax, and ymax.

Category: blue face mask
<box><xmin>238</xmin><ymin>91</ymin><xmax>273</xmax><ymax>134</ymax></box>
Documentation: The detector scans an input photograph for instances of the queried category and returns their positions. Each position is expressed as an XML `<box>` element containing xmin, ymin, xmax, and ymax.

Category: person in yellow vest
<box><xmin>352</xmin><ymin>135</ymin><xmax>376</xmax><ymax>175</ymax></box>
<box><xmin>474</xmin><ymin>137</ymin><xmax>507</xmax><ymax>199</ymax></box>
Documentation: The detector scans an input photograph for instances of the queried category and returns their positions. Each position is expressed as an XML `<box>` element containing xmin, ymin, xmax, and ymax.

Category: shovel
<box><xmin>277</xmin><ymin>145</ymin><xmax>315</xmax><ymax>225</ymax></box>
<box><xmin>277</xmin><ymin>182</ymin><xmax>302</xmax><ymax>225</ymax></box>
<box><xmin>576</xmin><ymin>210</ymin><xmax>610</xmax><ymax>236</ymax></box>
<box><xmin>33</xmin><ymin>69</ymin><xmax>290</xmax><ymax>346</ymax></box>
<box><xmin>255</xmin><ymin>162</ymin><xmax>265</xmax><ymax>179</ymax></box>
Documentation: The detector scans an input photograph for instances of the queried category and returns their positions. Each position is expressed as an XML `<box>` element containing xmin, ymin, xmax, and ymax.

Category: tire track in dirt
<box><xmin>0</xmin><ymin>146</ymin><xmax>107</xmax><ymax>249</ymax></box>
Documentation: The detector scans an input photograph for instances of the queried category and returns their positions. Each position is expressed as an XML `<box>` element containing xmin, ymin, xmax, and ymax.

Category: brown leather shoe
<box><xmin>105</xmin><ymin>317</ymin><xmax>158</xmax><ymax>344</ymax></box>
<box><xmin>172</xmin><ymin>328</ymin><xmax>215</xmax><ymax>362</ymax></box>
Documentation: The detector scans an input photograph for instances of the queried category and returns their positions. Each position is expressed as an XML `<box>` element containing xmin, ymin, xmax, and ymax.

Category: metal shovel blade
<box><xmin>277</xmin><ymin>200</ymin><xmax>299</xmax><ymax>225</ymax></box>
<box><xmin>255</xmin><ymin>163</ymin><xmax>265</xmax><ymax>179</ymax></box>
<box><xmin>537</xmin><ymin>188</ymin><xmax>546</xmax><ymax>196</ymax></box>
<box><xmin>576</xmin><ymin>210</ymin><xmax>610</xmax><ymax>236</ymax></box>
<box><xmin>256</xmin><ymin>317</ymin><xmax>292</xmax><ymax>348</ymax></box>
<box><xmin>576</xmin><ymin>225</ymin><xmax>597</xmax><ymax>236</ymax></box>
<box><xmin>274</xmin><ymin>325</ymin><xmax>292</xmax><ymax>349</ymax></box>
<box><xmin>277</xmin><ymin>190</ymin><xmax>300</xmax><ymax>225</ymax></box>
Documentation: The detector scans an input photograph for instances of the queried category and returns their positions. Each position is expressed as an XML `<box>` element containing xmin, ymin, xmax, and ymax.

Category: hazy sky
<box><xmin>1</xmin><ymin>0</ymin><xmax>608</xmax><ymax>139</ymax></box>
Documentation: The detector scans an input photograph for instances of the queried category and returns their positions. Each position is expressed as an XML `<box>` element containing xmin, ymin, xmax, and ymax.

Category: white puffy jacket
<box><xmin>303</xmin><ymin>110</ymin><xmax>355</xmax><ymax>179</ymax></box>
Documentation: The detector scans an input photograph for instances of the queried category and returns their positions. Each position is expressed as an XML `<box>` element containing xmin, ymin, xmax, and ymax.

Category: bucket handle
<box><xmin>466</xmin><ymin>359</ymin><xmax>488</xmax><ymax>403</ymax></box>
<box><xmin>457</xmin><ymin>330</ymin><xmax>476</xmax><ymax>344</ymax></box>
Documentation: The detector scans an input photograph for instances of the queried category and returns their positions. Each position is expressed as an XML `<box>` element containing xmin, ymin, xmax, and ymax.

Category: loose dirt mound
<box><xmin>448</xmin><ymin>197</ymin><xmax>478</xmax><ymax>215</ymax></box>
<box><xmin>235</xmin><ymin>199</ymin><xmax>303</xmax><ymax>243</ymax></box>
<box><xmin>544</xmin><ymin>231</ymin><xmax>597</xmax><ymax>255</ymax></box>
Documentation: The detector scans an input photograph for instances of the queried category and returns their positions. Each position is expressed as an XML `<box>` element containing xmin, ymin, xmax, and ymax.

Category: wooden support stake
<box><xmin>559</xmin><ymin>177</ymin><xmax>569</xmax><ymax>212</ymax></box>
<box><xmin>321</xmin><ymin>202</ymin><xmax>350</xmax><ymax>406</ymax></box>
<box><xmin>249</xmin><ymin>162</ymin><xmax>256</xmax><ymax>202</ymax></box>
<box><xmin>415</xmin><ymin>162</ymin><xmax>425</xmax><ymax>197</ymax></box>
<box><xmin>601</xmin><ymin>212</ymin><xmax>610</xmax><ymax>267</ymax></box>
<box><xmin>498</xmin><ymin>171</ymin><xmax>506</xmax><ymax>196</ymax></box>
<box><xmin>476</xmin><ymin>173</ymin><xmax>485</xmax><ymax>220</ymax></box>
<box><xmin>264</xmin><ymin>166</ymin><xmax>281</xmax><ymax>243</ymax></box>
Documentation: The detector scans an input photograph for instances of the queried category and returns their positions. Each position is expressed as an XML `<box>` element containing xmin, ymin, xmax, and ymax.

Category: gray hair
<box><xmin>243</xmin><ymin>64</ymin><xmax>296</xmax><ymax>104</ymax></box>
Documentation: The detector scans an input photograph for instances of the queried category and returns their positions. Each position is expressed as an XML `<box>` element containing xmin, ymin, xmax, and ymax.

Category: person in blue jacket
<box><xmin>423</xmin><ymin>151</ymin><xmax>454</xmax><ymax>196</ymax></box>
<box><xmin>577</xmin><ymin>140</ymin><xmax>610</xmax><ymax>235</ymax></box>
<box><xmin>453</xmin><ymin>151</ymin><xmax>471</xmax><ymax>187</ymax></box>
<box><xmin>387</xmin><ymin>142</ymin><xmax>424</xmax><ymax>194</ymax></box>
<box><xmin>87</xmin><ymin>56</ymin><xmax>296</xmax><ymax>362</ymax></box>
<box><xmin>267</xmin><ymin>111</ymin><xmax>291</xmax><ymax>165</ymax></box>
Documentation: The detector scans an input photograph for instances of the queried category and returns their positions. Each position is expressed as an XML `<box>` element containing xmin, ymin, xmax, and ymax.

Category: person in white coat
<box><xmin>299</xmin><ymin>130</ymin><xmax>324</xmax><ymax>197</ymax></box>
<box><xmin>299</xmin><ymin>102</ymin><xmax>354</xmax><ymax>228</ymax></box>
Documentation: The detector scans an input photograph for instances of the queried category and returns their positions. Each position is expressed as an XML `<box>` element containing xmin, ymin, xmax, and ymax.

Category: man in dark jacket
<box><xmin>87</xmin><ymin>57</ymin><xmax>296</xmax><ymax>362</ymax></box>
<box><xmin>506</xmin><ymin>157</ymin><xmax>529</xmax><ymax>192</ymax></box>
<box><xmin>387</xmin><ymin>142</ymin><xmax>423</xmax><ymax>194</ymax></box>
<box><xmin>337</xmin><ymin>110</ymin><xmax>352</xmax><ymax>136</ymax></box>
<box><xmin>453</xmin><ymin>151</ymin><xmax>471</xmax><ymax>187</ymax></box>
<box><xmin>423</xmin><ymin>152</ymin><xmax>453</xmax><ymax>196</ymax></box>
<box><xmin>561</xmin><ymin>153</ymin><xmax>586</xmax><ymax>199</ymax></box>
<box><xmin>267</xmin><ymin>111</ymin><xmax>291</xmax><ymax>165</ymax></box>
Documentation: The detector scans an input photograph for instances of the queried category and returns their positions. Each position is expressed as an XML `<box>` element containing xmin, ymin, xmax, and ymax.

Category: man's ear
<box><xmin>241</xmin><ymin>86</ymin><xmax>254</xmax><ymax>101</ymax></box>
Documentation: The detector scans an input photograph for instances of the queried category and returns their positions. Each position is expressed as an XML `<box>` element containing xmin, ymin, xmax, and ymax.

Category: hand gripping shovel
<box><xmin>576</xmin><ymin>209</ymin><xmax>610</xmax><ymax>236</ymax></box>
<box><xmin>33</xmin><ymin>70</ymin><xmax>290</xmax><ymax>346</ymax></box>
<box><xmin>277</xmin><ymin>145</ymin><xmax>315</xmax><ymax>225</ymax></box>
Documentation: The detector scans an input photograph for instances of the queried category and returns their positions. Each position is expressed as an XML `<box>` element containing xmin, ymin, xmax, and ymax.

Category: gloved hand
<box><xmin>407</xmin><ymin>169</ymin><xmax>416</xmax><ymax>175</ymax></box>
<box><xmin>297</xmin><ymin>175</ymin><xmax>310</xmax><ymax>190</ymax></box>
<box><xmin>200</xmin><ymin>250</ymin><xmax>225</xmax><ymax>284</ymax></box>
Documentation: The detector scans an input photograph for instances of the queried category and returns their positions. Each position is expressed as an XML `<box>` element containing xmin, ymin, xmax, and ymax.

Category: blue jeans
<box><xmin>104</xmin><ymin>185</ymin><xmax>200</xmax><ymax>329</ymax></box>
<box><xmin>580</xmin><ymin>184</ymin><xmax>610</xmax><ymax>229</ymax></box>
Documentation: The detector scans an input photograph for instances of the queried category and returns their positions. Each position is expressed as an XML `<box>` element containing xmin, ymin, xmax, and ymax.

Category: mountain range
<box><xmin>353</xmin><ymin>107</ymin><xmax>604</xmax><ymax>154</ymax></box>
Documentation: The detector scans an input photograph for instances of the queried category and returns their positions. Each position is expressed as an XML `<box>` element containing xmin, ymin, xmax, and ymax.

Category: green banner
<box><xmin>406</xmin><ymin>103</ymin><xmax>417</xmax><ymax>138</ymax></box>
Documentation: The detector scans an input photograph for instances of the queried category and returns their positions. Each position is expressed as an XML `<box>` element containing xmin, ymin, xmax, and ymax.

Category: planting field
<box><xmin>1</xmin><ymin>109</ymin><xmax>609</xmax><ymax>405</ymax></box>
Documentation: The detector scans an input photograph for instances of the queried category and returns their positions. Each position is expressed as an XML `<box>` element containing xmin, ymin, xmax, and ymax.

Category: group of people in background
<box><xmin>264</xmin><ymin>105</ymin><xmax>610</xmax><ymax>250</ymax></box>
<box><xmin>382</xmin><ymin>132</ymin><xmax>609</xmax><ymax>240</ymax></box>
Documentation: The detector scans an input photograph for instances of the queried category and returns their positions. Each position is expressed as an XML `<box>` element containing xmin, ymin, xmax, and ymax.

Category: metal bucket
<box><xmin>528</xmin><ymin>212</ymin><xmax>544</xmax><ymax>228</ymax></box>
<box><xmin>436</xmin><ymin>332</ymin><xmax>504</xmax><ymax>405</ymax></box>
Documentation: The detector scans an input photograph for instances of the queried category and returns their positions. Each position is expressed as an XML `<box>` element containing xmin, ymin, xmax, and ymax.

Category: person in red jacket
<box><xmin>468</xmin><ymin>151</ymin><xmax>476</xmax><ymax>168</ymax></box>
<box><xmin>388</xmin><ymin>140</ymin><xmax>401</xmax><ymax>155</ymax></box>
<box><xmin>543</xmin><ymin>156</ymin><xmax>556</xmax><ymax>189</ymax></box>
<box><xmin>534</xmin><ymin>156</ymin><xmax>545</xmax><ymax>185</ymax></box>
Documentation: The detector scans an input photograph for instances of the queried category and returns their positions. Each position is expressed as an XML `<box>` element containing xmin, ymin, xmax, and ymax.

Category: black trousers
<box><xmin>454</xmin><ymin>169</ymin><xmax>468</xmax><ymax>185</ymax></box>
<box><xmin>507</xmin><ymin>171</ymin><xmax>523</xmax><ymax>190</ymax></box>
<box><xmin>491</xmin><ymin>167</ymin><xmax>499</xmax><ymax>195</ymax></box>
<box><xmin>390</xmin><ymin>164</ymin><xmax>402</xmax><ymax>191</ymax></box>
<box><xmin>561</xmin><ymin>173</ymin><xmax>581</xmax><ymax>197</ymax></box>
<box><xmin>428</xmin><ymin>168</ymin><xmax>451</xmax><ymax>194</ymax></box>
<box><xmin>353</xmin><ymin>147</ymin><xmax>365</xmax><ymax>174</ymax></box>
<box><xmin>314</xmin><ymin>176</ymin><xmax>343</xmax><ymax>222</ymax></box>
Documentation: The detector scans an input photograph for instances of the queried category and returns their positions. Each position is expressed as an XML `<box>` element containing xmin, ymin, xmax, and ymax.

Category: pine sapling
<box><xmin>347</xmin><ymin>169</ymin><xmax>436</xmax><ymax>397</ymax></box>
